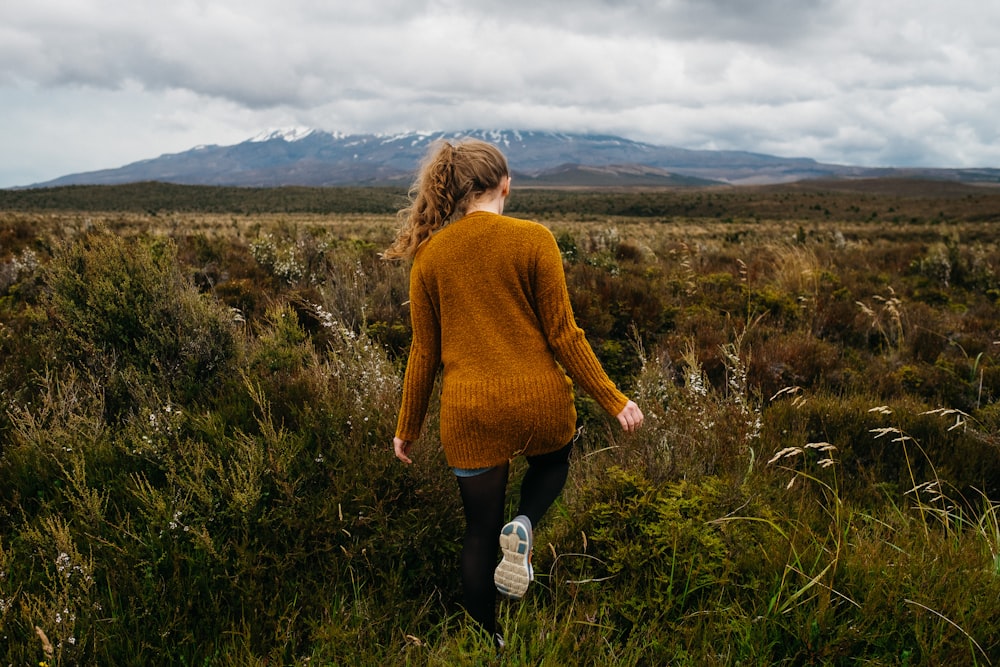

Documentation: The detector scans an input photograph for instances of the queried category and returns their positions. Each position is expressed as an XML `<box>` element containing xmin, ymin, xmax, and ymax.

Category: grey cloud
<box><xmin>2</xmin><ymin>0</ymin><xmax>1000</xmax><ymax>186</ymax></box>
<box><xmin>478</xmin><ymin>0</ymin><xmax>842</xmax><ymax>44</ymax></box>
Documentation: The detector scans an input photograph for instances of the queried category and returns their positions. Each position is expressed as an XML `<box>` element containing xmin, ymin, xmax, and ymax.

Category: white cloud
<box><xmin>2</xmin><ymin>0</ymin><xmax>999</xmax><ymax>186</ymax></box>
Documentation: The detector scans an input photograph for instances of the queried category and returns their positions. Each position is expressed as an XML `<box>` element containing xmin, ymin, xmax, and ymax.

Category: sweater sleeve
<box><xmin>532</xmin><ymin>229</ymin><xmax>629</xmax><ymax>417</ymax></box>
<box><xmin>394</xmin><ymin>264</ymin><xmax>441</xmax><ymax>442</ymax></box>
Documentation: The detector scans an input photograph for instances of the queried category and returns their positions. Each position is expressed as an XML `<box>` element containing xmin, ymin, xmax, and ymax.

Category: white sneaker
<box><xmin>494</xmin><ymin>515</ymin><xmax>533</xmax><ymax>599</ymax></box>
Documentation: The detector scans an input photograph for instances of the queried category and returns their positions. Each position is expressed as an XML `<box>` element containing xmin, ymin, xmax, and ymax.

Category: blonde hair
<box><xmin>383</xmin><ymin>139</ymin><xmax>509</xmax><ymax>260</ymax></box>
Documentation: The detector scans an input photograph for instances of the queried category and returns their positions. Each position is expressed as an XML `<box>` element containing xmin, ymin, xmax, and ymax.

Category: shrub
<box><xmin>41</xmin><ymin>231</ymin><xmax>238</xmax><ymax>416</ymax></box>
<box><xmin>0</xmin><ymin>294</ymin><xmax>462</xmax><ymax>665</ymax></box>
<box><xmin>581</xmin><ymin>468</ymin><xmax>732</xmax><ymax>618</ymax></box>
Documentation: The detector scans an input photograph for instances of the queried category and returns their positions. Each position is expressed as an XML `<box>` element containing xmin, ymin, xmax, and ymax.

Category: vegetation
<box><xmin>4</xmin><ymin>178</ymin><xmax>1000</xmax><ymax>223</ymax></box>
<box><xmin>1</xmin><ymin>182</ymin><xmax>999</xmax><ymax>665</ymax></box>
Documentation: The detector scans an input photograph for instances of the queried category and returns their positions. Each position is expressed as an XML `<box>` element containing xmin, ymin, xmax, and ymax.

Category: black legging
<box><xmin>456</xmin><ymin>440</ymin><xmax>573</xmax><ymax>637</ymax></box>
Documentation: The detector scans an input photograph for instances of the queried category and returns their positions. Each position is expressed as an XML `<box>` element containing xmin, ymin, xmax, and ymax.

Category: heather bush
<box><xmin>0</xmin><ymin>297</ymin><xmax>460</xmax><ymax>665</ymax></box>
<box><xmin>41</xmin><ymin>231</ymin><xmax>238</xmax><ymax>417</ymax></box>
<box><xmin>245</xmin><ymin>223</ymin><xmax>411</xmax><ymax>357</ymax></box>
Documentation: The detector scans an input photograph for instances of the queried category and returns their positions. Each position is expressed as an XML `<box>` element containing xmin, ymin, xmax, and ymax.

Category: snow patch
<box><xmin>249</xmin><ymin>127</ymin><xmax>318</xmax><ymax>143</ymax></box>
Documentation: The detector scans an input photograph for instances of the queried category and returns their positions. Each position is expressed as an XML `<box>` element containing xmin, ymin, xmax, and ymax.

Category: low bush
<box><xmin>41</xmin><ymin>231</ymin><xmax>238</xmax><ymax>416</ymax></box>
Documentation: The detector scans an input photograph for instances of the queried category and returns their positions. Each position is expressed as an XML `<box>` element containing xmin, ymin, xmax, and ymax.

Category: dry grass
<box><xmin>2</xmin><ymin>190</ymin><xmax>1000</xmax><ymax>664</ymax></box>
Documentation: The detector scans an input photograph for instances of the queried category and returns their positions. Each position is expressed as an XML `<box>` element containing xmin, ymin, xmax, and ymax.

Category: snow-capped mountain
<box><xmin>248</xmin><ymin>127</ymin><xmax>322</xmax><ymax>143</ymax></box>
<box><xmin>24</xmin><ymin>129</ymin><xmax>1000</xmax><ymax>188</ymax></box>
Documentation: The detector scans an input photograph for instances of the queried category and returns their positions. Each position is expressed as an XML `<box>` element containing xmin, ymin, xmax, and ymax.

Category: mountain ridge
<box><xmin>19</xmin><ymin>129</ymin><xmax>1000</xmax><ymax>189</ymax></box>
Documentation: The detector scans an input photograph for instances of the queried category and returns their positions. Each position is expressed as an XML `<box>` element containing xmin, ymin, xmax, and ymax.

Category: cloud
<box><xmin>2</xmin><ymin>0</ymin><xmax>999</xmax><ymax>186</ymax></box>
<box><xmin>461</xmin><ymin>0</ymin><xmax>842</xmax><ymax>45</ymax></box>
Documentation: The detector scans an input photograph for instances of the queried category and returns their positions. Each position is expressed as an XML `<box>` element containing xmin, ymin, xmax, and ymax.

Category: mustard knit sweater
<box><xmin>394</xmin><ymin>211</ymin><xmax>629</xmax><ymax>469</ymax></box>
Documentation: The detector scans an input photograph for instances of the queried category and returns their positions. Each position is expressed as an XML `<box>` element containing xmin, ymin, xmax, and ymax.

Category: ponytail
<box><xmin>383</xmin><ymin>139</ymin><xmax>509</xmax><ymax>260</ymax></box>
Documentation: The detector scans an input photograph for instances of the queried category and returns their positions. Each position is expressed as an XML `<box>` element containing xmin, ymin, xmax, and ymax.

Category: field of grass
<box><xmin>1</xmin><ymin>182</ymin><xmax>999</xmax><ymax>665</ymax></box>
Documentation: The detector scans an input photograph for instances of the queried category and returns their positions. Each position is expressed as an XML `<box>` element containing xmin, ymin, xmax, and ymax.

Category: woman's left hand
<box><xmin>393</xmin><ymin>437</ymin><xmax>414</xmax><ymax>464</ymax></box>
<box><xmin>616</xmin><ymin>400</ymin><xmax>644</xmax><ymax>433</ymax></box>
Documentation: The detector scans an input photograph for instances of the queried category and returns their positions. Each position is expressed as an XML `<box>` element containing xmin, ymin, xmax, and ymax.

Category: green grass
<box><xmin>1</xmin><ymin>193</ymin><xmax>999</xmax><ymax>665</ymax></box>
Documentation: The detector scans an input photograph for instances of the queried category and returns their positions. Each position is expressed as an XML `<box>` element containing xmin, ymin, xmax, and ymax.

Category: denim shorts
<box><xmin>452</xmin><ymin>465</ymin><xmax>495</xmax><ymax>478</ymax></box>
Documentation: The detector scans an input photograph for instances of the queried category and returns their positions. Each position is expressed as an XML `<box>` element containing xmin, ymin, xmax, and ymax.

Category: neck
<box><xmin>466</xmin><ymin>181</ymin><xmax>508</xmax><ymax>215</ymax></box>
<box><xmin>466</xmin><ymin>194</ymin><xmax>505</xmax><ymax>215</ymax></box>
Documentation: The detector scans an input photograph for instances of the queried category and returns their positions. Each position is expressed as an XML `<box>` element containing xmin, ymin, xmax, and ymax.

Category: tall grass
<box><xmin>1</xmin><ymin>208</ymin><xmax>999</xmax><ymax>664</ymax></box>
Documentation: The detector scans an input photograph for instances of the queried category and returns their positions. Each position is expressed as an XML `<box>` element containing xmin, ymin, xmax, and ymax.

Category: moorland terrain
<box><xmin>1</xmin><ymin>179</ymin><xmax>999</xmax><ymax>665</ymax></box>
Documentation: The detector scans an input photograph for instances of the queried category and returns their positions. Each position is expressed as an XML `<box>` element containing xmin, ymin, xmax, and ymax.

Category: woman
<box><xmin>385</xmin><ymin>138</ymin><xmax>643</xmax><ymax>644</ymax></box>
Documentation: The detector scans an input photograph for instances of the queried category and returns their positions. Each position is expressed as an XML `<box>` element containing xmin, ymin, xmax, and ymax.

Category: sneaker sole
<box><xmin>494</xmin><ymin>520</ymin><xmax>533</xmax><ymax>599</ymax></box>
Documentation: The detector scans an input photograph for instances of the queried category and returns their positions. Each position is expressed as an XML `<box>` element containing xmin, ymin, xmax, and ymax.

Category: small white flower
<box><xmin>56</xmin><ymin>552</ymin><xmax>71</xmax><ymax>572</ymax></box>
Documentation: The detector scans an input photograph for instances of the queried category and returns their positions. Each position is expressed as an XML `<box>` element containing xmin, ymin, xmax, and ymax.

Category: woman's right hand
<box><xmin>616</xmin><ymin>400</ymin><xmax>644</xmax><ymax>433</ymax></box>
<box><xmin>393</xmin><ymin>437</ymin><xmax>414</xmax><ymax>464</ymax></box>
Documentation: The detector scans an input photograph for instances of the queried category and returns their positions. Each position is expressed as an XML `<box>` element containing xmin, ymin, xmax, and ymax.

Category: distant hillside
<box><xmin>0</xmin><ymin>183</ymin><xmax>408</xmax><ymax>214</ymax></box>
<box><xmin>21</xmin><ymin>128</ymin><xmax>998</xmax><ymax>189</ymax></box>
<box><xmin>5</xmin><ymin>179</ymin><xmax>1000</xmax><ymax>224</ymax></box>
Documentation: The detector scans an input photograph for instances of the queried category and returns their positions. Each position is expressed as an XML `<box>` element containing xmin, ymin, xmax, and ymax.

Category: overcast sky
<box><xmin>2</xmin><ymin>0</ymin><xmax>998</xmax><ymax>187</ymax></box>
